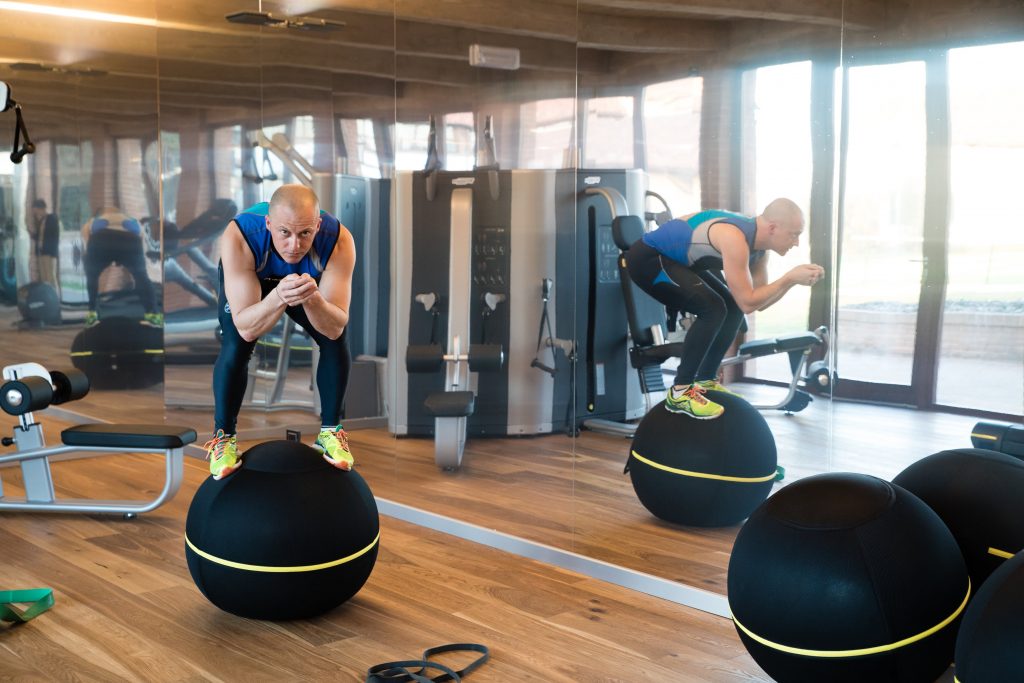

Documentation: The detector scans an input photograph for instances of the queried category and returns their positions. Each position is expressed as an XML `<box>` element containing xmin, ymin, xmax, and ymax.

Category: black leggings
<box><xmin>213</xmin><ymin>267</ymin><xmax>351</xmax><ymax>434</ymax></box>
<box><xmin>84</xmin><ymin>230</ymin><xmax>158</xmax><ymax>313</ymax></box>
<box><xmin>625</xmin><ymin>240</ymin><xmax>745</xmax><ymax>386</ymax></box>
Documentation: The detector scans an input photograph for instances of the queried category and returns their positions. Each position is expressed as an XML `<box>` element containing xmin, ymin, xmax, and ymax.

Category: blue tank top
<box><xmin>641</xmin><ymin>210</ymin><xmax>762</xmax><ymax>270</ymax></box>
<box><xmin>233</xmin><ymin>202</ymin><xmax>340</xmax><ymax>281</ymax></box>
<box><xmin>89</xmin><ymin>211</ymin><xmax>141</xmax><ymax>235</ymax></box>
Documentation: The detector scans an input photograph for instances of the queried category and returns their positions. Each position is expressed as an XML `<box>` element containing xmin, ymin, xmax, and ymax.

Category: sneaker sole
<box><xmin>321</xmin><ymin>453</ymin><xmax>353</xmax><ymax>471</ymax></box>
<box><xmin>211</xmin><ymin>460</ymin><xmax>242</xmax><ymax>480</ymax></box>
<box><xmin>664</xmin><ymin>403</ymin><xmax>725</xmax><ymax>419</ymax></box>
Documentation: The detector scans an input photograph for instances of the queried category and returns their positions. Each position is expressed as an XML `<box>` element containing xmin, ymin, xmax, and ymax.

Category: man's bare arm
<box><xmin>297</xmin><ymin>229</ymin><xmax>354</xmax><ymax>340</ymax></box>
<box><xmin>718</xmin><ymin>226</ymin><xmax>800</xmax><ymax>314</ymax></box>
<box><xmin>220</xmin><ymin>223</ymin><xmax>288</xmax><ymax>342</ymax></box>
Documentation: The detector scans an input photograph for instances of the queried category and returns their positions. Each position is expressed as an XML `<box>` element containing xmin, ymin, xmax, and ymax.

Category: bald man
<box><xmin>624</xmin><ymin>198</ymin><xmax>824</xmax><ymax>419</ymax></box>
<box><xmin>206</xmin><ymin>184</ymin><xmax>356</xmax><ymax>478</ymax></box>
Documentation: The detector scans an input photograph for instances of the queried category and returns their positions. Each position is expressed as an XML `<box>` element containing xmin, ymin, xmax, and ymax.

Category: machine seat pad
<box><xmin>424</xmin><ymin>391</ymin><xmax>476</xmax><ymax>418</ymax></box>
<box><xmin>631</xmin><ymin>342</ymin><xmax>685</xmax><ymax>367</ymax></box>
<box><xmin>61</xmin><ymin>424</ymin><xmax>198</xmax><ymax>449</ymax></box>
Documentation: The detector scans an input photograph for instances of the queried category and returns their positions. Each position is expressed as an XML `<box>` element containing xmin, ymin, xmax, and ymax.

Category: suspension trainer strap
<box><xmin>366</xmin><ymin>643</ymin><xmax>489</xmax><ymax>683</ymax></box>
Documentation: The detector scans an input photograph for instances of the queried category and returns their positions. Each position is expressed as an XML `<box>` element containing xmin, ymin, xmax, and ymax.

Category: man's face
<box><xmin>771</xmin><ymin>219</ymin><xmax>804</xmax><ymax>256</ymax></box>
<box><xmin>266</xmin><ymin>204</ymin><xmax>320</xmax><ymax>264</ymax></box>
<box><xmin>31</xmin><ymin>206</ymin><xmax>45</xmax><ymax>221</ymax></box>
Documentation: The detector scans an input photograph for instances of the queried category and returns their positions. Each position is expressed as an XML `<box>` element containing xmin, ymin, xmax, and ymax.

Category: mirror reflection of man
<box><xmin>624</xmin><ymin>198</ymin><xmax>824</xmax><ymax>419</ymax></box>
<box><xmin>204</xmin><ymin>184</ymin><xmax>356</xmax><ymax>480</ymax></box>
<box><xmin>29</xmin><ymin>198</ymin><xmax>60</xmax><ymax>298</ymax></box>
<box><xmin>80</xmin><ymin>206</ymin><xmax>161</xmax><ymax>327</ymax></box>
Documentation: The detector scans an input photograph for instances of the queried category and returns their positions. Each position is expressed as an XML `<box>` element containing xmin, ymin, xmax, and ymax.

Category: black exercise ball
<box><xmin>893</xmin><ymin>448</ymin><xmax>1024</xmax><ymax>590</ymax></box>
<box><xmin>18</xmin><ymin>282</ymin><xmax>61</xmax><ymax>326</ymax></box>
<box><xmin>185</xmin><ymin>440</ymin><xmax>379</xmax><ymax>620</ymax></box>
<box><xmin>728</xmin><ymin>473</ymin><xmax>969</xmax><ymax>683</ymax></box>
<box><xmin>954</xmin><ymin>550</ymin><xmax>1024</xmax><ymax>682</ymax></box>
<box><xmin>71</xmin><ymin>316</ymin><xmax>163</xmax><ymax>389</ymax></box>
<box><xmin>626</xmin><ymin>391</ymin><xmax>776</xmax><ymax>527</ymax></box>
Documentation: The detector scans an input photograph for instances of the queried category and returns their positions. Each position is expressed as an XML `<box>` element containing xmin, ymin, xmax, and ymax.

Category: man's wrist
<box><xmin>275</xmin><ymin>286</ymin><xmax>287</xmax><ymax>306</ymax></box>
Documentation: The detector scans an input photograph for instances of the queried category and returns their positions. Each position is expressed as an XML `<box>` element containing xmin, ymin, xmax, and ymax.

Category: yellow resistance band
<box><xmin>987</xmin><ymin>547</ymin><xmax>1014</xmax><ymax>559</ymax></box>
<box><xmin>185</xmin><ymin>531</ymin><xmax>380</xmax><ymax>573</ymax></box>
<box><xmin>732</xmin><ymin>580</ymin><xmax>971</xmax><ymax>658</ymax></box>
<box><xmin>630</xmin><ymin>450</ymin><xmax>777</xmax><ymax>483</ymax></box>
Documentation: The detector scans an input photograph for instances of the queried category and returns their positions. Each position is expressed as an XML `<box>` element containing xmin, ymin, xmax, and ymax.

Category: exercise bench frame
<box><xmin>1</xmin><ymin>362</ymin><xmax>196</xmax><ymax>517</ymax></box>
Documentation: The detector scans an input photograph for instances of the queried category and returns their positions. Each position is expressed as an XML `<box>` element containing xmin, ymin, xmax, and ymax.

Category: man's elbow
<box><xmin>739</xmin><ymin>301</ymin><xmax>759</xmax><ymax>315</ymax></box>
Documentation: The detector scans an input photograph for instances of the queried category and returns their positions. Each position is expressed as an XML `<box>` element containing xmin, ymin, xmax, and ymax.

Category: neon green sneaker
<box><xmin>315</xmin><ymin>425</ymin><xmax>354</xmax><ymax>470</ymax></box>
<box><xmin>142</xmin><ymin>312</ymin><xmax>164</xmax><ymax>327</ymax></box>
<box><xmin>665</xmin><ymin>383</ymin><xmax>725</xmax><ymax>419</ymax></box>
<box><xmin>697</xmin><ymin>379</ymin><xmax>743</xmax><ymax>398</ymax></box>
<box><xmin>204</xmin><ymin>430</ymin><xmax>241</xmax><ymax>480</ymax></box>
<box><xmin>84</xmin><ymin>311</ymin><xmax>99</xmax><ymax>327</ymax></box>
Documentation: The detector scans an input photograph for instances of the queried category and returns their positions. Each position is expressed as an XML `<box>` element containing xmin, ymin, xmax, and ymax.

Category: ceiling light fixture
<box><xmin>10</xmin><ymin>62</ymin><xmax>107</xmax><ymax>77</ymax></box>
<box><xmin>225</xmin><ymin>10</ymin><xmax>344</xmax><ymax>32</ymax></box>
<box><xmin>0</xmin><ymin>1</ymin><xmax>157</xmax><ymax>27</ymax></box>
<box><xmin>469</xmin><ymin>44</ymin><xmax>521</xmax><ymax>71</ymax></box>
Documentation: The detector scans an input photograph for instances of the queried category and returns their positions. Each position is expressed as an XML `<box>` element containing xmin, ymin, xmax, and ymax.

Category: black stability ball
<box><xmin>728</xmin><ymin>473</ymin><xmax>969</xmax><ymax>683</ymax></box>
<box><xmin>18</xmin><ymin>282</ymin><xmax>61</xmax><ymax>326</ymax></box>
<box><xmin>71</xmin><ymin>316</ymin><xmax>163</xmax><ymax>389</ymax></box>
<box><xmin>185</xmin><ymin>440</ymin><xmax>379</xmax><ymax>620</ymax></box>
<box><xmin>955</xmin><ymin>550</ymin><xmax>1024</xmax><ymax>683</ymax></box>
<box><xmin>626</xmin><ymin>392</ymin><xmax>777</xmax><ymax>527</ymax></box>
<box><xmin>893</xmin><ymin>448</ymin><xmax>1024</xmax><ymax>590</ymax></box>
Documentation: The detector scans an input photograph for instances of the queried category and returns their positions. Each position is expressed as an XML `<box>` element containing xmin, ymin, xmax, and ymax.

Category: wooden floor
<box><xmin>0</xmin><ymin>439</ymin><xmax>772</xmax><ymax>682</ymax></box>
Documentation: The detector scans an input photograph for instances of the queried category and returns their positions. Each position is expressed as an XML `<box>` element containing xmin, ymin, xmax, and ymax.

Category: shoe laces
<box><xmin>203</xmin><ymin>430</ymin><xmax>232</xmax><ymax>461</ymax></box>
<box><xmin>324</xmin><ymin>425</ymin><xmax>350</xmax><ymax>451</ymax></box>
<box><xmin>683</xmin><ymin>383</ymin><xmax>710</xmax><ymax>405</ymax></box>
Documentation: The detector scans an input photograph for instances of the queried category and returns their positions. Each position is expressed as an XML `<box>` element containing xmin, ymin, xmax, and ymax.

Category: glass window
<box><xmin>259</xmin><ymin>123</ymin><xmax>287</xmax><ymax>199</ymax></box>
<box><xmin>937</xmin><ymin>41</ymin><xmax>1024</xmax><ymax>415</ymax></box>
<box><xmin>444</xmin><ymin>112</ymin><xmax>475</xmax><ymax>171</ymax></box>
<box><xmin>394</xmin><ymin>120</ymin><xmax>431</xmax><ymax>171</ymax></box>
<box><xmin>147</xmin><ymin>132</ymin><xmax>181</xmax><ymax>224</ymax></box>
<box><xmin>837</xmin><ymin>61</ymin><xmax>927</xmax><ymax>386</ymax></box>
<box><xmin>643</xmin><ymin>77</ymin><xmax>702</xmax><ymax>216</ymax></box>
<box><xmin>53</xmin><ymin>141</ymin><xmax>90</xmax><ymax>305</ymax></box>
<box><xmin>55</xmin><ymin>141</ymin><xmax>91</xmax><ymax>233</ymax></box>
<box><xmin>582</xmin><ymin>96</ymin><xmax>634</xmax><ymax>168</ymax></box>
<box><xmin>291</xmin><ymin>115</ymin><xmax>315</xmax><ymax>171</ymax></box>
<box><xmin>116</xmin><ymin>138</ymin><xmax>148</xmax><ymax>219</ymax></box>
<box><xmin>741</xmin><ymin>62</ymin><xmax>813</xmax><ymax>381</ymax></box>
<box><xmin>211</xmin><ymin>126</ymin><xmax>240</xmax><ymax>210</ymax></box>
<box><xmin>519</xmin><ymin>98</ymin><xmax>575</xmax><ymax>169</ymax></box>
<box><xmin>339</xmin><ymin>118</ymin><xmax>382</xmax><ymax>178</ymax></box>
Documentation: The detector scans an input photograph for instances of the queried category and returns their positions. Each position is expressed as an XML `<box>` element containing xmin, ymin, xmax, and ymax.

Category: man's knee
<box><xmin>687</xmin><ymin>287</ymin><xmax>727</xmax><ymax>322</ymax></box>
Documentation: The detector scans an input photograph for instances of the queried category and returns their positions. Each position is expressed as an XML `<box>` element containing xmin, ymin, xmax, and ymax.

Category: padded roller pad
<box><xmin>739</xmin><ymin>332</ymin><xmax>820</xmax><ymax>357</ymax></box>
<box><xmin>738</xmin><ymin>338</ymin><xmax>779</xmax><ymax>357</ymax></box>
<box><xmin>774</xmin><ymin>331</ymin><xmax>821</xmax><ymax>351</ymax></box>
<box><xmin>61</xmin><ymin>424</ymin><xmax>198</xmax><ymax>449</ymax></box>
<box><xmin>424</xmin><ymin>391</ymin><xmax>475</xmax><ymax>417</ymax></box>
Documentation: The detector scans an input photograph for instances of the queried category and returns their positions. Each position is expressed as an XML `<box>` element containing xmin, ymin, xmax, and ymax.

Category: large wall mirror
<box><xmin>0</xmin><ymin>1</ymin><xmax>164</xmax><ymax>421</ymax></box>
<box><xmin>1</xmin><ymin>0</ymin><xmax>1020</xmax><ymax>610</ymax></box>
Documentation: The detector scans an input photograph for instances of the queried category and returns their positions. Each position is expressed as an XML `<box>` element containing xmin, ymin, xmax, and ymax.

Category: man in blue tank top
<box><xmin>205</xmin><ymin>184</ymin><xmax>356</xmax><ymax>479</ymax></box>
<box><xmin>624</xmin><ymin>198</ymin><xmax>824</xmax><ymax>419</ymax></box>
<box><xmin>80</xmin><ymin>206</ymin><xmax>161</xmax><ymax>327</ymax></box>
